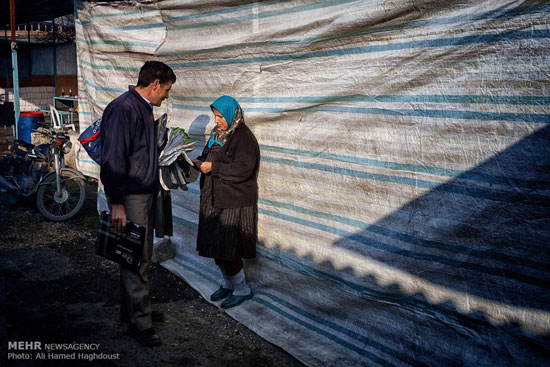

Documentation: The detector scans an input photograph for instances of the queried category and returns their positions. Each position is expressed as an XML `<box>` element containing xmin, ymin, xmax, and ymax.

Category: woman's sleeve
<box><xmin>211</xmin><ymin>134</ymin><xmax>259</xmax><ymax>183</ymax></box>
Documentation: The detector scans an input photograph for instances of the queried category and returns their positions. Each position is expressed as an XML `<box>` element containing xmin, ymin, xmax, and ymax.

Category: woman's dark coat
<box><xmin>198</xmin><ymin>123</ymin><xmax>260</xmax><ymax>208</ymax></box>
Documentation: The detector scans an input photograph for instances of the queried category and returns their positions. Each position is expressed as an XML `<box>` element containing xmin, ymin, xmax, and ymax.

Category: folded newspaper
<box><xmin>156</xmin><ymin>114</ymin><xmax>199</xmax><ymax>191</ymax></box>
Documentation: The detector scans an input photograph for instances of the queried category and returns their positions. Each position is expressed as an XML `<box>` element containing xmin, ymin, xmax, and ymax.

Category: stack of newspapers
<box><xmin>156</xmin><ymin>114</ymin><xmax>199</xmax><ymax>191</ymax></box>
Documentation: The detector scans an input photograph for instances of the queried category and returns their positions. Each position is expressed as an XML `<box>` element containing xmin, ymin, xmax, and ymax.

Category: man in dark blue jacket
<box><xmin>100</xmin><ymin>61</ymin><xmax>176</xmax><ymax>347</ymax></box>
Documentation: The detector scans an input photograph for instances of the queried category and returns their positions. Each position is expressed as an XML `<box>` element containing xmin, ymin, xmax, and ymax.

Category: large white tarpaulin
<box><xmin>74</xmin><ymin>1</ymin><xmax>550</xmax><ymax>366</ymax></box>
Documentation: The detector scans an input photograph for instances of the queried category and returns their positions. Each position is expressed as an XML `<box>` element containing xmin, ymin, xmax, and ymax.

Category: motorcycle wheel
<box><xmin>36</xmin><ymin>170</ymin><xmax>86</xmax><ymax>221</ymax></box>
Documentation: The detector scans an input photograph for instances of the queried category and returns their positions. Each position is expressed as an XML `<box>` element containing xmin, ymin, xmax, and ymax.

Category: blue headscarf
<box><xmin>207</xmin><ymin>95</ymin><xmax>243</xmax><ymax>148</ymax></box>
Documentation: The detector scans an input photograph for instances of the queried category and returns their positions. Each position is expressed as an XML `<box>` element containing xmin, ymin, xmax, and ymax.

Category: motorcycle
<box><xmin>0</xmin><ymin>122</ymin><xmax>86</xmax><ymax>221</ymax></box>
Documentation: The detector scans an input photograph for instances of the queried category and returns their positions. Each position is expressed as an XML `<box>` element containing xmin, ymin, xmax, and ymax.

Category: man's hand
<box><xmin>111</xmin><ymin>204</ymin><xmax>127</xmax><ymax>234</ymax></box>
<box><xmin>199</xmin><ymin>161</ymin><xmax>212</xmax><ymax>174</ymax></box>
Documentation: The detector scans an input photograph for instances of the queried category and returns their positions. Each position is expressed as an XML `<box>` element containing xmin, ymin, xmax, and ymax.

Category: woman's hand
<box><xmin>200</xmin><ymin>161</ymin><xmax>212</xmax><ymax>174</ymax></box>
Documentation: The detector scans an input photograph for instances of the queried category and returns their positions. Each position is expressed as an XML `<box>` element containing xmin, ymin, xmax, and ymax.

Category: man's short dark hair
<box><xmin>137</xmin><ymin>61</ymin><xmax>176</xmax><ymax>87</ymax></box>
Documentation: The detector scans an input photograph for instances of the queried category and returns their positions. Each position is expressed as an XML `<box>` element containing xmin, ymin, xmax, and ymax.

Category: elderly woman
<box><xmin>195</xmin><ymin>96</ymin><xmax>260</xmax><ymax>309</ymax></box>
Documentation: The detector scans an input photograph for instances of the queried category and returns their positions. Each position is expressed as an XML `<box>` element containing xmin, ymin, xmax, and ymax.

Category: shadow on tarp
<box><xmin>188</xmin><ymin>114</ymin><xmax>210</xmax><ymax>142</ymax></box>
<box><xmin>263</xmin><ymin>240</ymin><xmax>550</xmax><ymax>366</ymax></box>
<box><xmin>261</xmin><ymin>125</ymin><xmax>549</xmax><ymax>366</ymax></box>
<box><xmin>329</xmin><ymin>124</ymin><xmax>550</xmax><ymax>310</ymax></box>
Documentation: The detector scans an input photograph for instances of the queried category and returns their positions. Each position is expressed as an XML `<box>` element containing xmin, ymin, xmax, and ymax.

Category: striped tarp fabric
<box><xmin>75</xmin><ymin>1</ymin><xmax>550</xmax><ymax>366</ymax></box>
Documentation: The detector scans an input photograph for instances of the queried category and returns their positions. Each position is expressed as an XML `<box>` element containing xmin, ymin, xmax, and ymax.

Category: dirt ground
<box><xmin>0</xmin><ymin>173</ymin><xmax>304</xmax><ymax>366</ymax></box>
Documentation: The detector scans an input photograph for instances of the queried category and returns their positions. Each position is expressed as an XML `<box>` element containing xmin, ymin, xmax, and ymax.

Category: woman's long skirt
<box><xmin>196</xmin><ymin>160</ymin><xmax>257</xmax><ymax>261</ymax></box>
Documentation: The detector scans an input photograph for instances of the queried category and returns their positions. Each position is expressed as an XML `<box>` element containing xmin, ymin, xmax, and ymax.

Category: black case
<box><xmin>96</xmin><ymin>211</ymin><xmax>145</xmax><ymax>271</ymax></box>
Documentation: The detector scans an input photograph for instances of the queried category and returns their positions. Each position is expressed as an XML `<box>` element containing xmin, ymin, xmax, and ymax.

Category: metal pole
<box><xmin>10</xmin><ymin>0</ymin><xmax>20</xmax><ymax>139</ymax></box>
<box><xmin>53</xmin><ymin>18</ymin><xmax>57</xmax><ymax>97</ymax></box>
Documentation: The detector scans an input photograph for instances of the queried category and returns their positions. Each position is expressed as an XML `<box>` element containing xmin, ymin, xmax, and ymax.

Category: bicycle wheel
<box><xmin>36</xmin><ymin>170</ymin><xmax>86</xmax><ymax>221</ymax></box>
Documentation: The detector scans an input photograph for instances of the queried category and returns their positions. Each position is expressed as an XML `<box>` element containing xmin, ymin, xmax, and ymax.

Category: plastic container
<box><xmin>18</xmin><ymin>111</ymin><xmax>44</xmax><ymax>143</ymax></box>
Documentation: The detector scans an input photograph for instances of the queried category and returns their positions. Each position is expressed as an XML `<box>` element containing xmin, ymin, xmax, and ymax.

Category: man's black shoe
<box><xmin>128</xmin><ymin>327</ymin><xmax>162</xmax><ymax>347</ymax></box>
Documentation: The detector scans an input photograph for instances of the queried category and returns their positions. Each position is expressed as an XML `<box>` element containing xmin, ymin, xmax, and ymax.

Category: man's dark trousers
<box><xmin>120</xmin><ymin>193</ymin><xmax>155</xmax><ymax>331</ymax></box>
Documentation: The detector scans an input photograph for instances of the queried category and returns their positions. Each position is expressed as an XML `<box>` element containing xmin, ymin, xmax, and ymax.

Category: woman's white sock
<box><xmin>219</xmin><ymin>266</ymin><xmax>233</xmax><ymax>290</ymax></box>
<box><xmin>229</xmin><ymin>269</ymin><xmax>251</xmax><ymax>296</ymax></box>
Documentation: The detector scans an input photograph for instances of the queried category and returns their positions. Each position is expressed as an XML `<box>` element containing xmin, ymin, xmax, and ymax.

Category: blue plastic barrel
<box><xmin>18</xmin><ymin>111</ymin><xmax>44</xmax><ymax>143</ymax></box>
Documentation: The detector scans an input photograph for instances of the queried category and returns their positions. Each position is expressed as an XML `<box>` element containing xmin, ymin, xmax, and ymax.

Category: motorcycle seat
<box><xmin>9</xmin><ymin>140</ymin><xmax>35</xmax><ymax>157</ymax></box>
